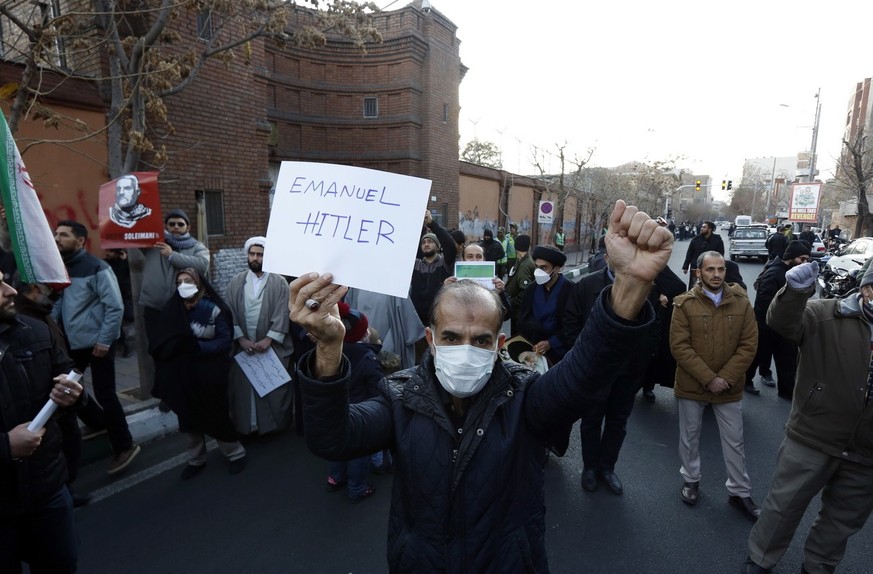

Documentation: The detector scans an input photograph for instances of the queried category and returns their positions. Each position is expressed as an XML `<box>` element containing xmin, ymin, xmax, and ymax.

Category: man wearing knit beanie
<box><xmin>409</xmin><ymin>210</ymin><xmax>457</xmax><ymax>328</ymax></box>
<box><xmin>742</xmin><ymin>258</ymin><xmax>873</xmax><ymax>573</ymax></box>
<box><xmin>744</xmin><ymin>240</ymin><xmax>811</xmax><ymax>397</ymax></box>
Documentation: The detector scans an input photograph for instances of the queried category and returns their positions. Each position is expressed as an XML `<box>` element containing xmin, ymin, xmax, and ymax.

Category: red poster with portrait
<box><xmin>98</xmin><ymin>171</ymin><xmax>164</xmax><ymax>248</ymax></box>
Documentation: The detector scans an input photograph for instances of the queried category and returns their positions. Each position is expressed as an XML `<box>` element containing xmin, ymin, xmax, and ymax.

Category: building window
<box><xmin>204</xmin><ymin>190</ymin><xmax>225</xmax><ymax>235</ymax></box>
<box><xmin>197</xmin><ymin>9</ymin><xmax>214</xmax><ymax>41</ymax></box>
<box><xmin>443</xmin><ymin>103</ymin><xmax>449</xmax><ymax>123</ymax></box>
<box><xmin>363</xmin><ymin>97</ymin><xmax>378</xmax><ymax>118</ymax></box>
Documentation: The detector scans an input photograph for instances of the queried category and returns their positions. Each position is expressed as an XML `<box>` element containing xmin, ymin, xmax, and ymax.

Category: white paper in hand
<box><xmin>27</xmin><ymin>370</ymin><xmax>82</xmax><ymax>432</ymax></box>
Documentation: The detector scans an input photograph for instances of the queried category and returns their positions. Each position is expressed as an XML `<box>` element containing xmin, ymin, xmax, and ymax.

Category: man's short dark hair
<box><xmin>704</xmin><ymin>221</ymin><xmax>716</xmax><ymax>230</ymax></box>
<box><xmin>696</xmin><ymin>250</ymin><xmax>723</xmax><ymax>270</ymax></box>
<box><xmin>430</xmin><ymin>280</ymin><xmax>503</xmax><ymax>333</ymax></box>
<box><xmin>57</xmin><ymin>220</ymin><xmax>88</xmax><ymax>239</ymax></box>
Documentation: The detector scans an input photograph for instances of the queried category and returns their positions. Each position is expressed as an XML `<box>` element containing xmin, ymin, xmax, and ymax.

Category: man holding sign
<box><xmin>0</xmin><ymin>276</ymin><xmax>84</xmax><ymax>572</ymax></box>
<box><xmin>409</xmin><ymin>210</ymin><xmax>457</xmax><ymax>326</ymax></box>
<box><xmin>291</xmin><ymin>200</ymin><xmax>672</xmax><ymax>571</ymax></box>
<box><xmin>226</xmin><ymin>237</ymin><xmax>294</xmax><ymax>437</ymax></box>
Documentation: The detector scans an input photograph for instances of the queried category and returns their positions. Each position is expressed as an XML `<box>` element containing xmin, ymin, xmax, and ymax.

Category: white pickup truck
<box><xmin>729</xmin><ymin>225</ymin><xmax>769</xmax><ymax>262</ymax></box>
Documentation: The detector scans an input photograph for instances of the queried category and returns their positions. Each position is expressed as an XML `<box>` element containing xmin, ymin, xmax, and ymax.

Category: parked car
<box><xmin>809</xmin><ymin>234</ymin><xmax>826</xmax><ymax>259</ymax></box>
<box><xmin>729</xmin><ymin>225</ymin><xmax>769</xmax><ymax>262</ymax></box>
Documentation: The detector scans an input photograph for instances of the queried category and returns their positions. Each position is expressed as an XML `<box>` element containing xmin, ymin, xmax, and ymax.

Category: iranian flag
<box><xmin>0</xmin><ymin>111</ymin><xmax>69</xmax><ymax>287</ymax></box>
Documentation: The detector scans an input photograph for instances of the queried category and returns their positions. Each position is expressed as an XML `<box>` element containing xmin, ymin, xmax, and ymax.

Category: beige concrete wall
<box><xmin>458</xmin><ymin>175</ymin><xmax>500</xmax><ymax>242</ymax></box>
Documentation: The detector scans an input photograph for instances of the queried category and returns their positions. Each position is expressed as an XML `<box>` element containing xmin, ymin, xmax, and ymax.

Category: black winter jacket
<box><xmin>300</xmin><ymin>289</ymin><xmax>655</xmax><ymax>573</ymax></box>
<box><xmin>753</xmin><ymin>259</ymin><xmax>789</xmax><ymax>321</ymax></box>
<box><xmin>683</xmin><ymin>233</ymin><xmax>725</xmax><ymax>271</ymax></box>
<box><xmin>0</xmin><ymin>315</ymin><xmax>76</xmax><ymax>516</ymax></box>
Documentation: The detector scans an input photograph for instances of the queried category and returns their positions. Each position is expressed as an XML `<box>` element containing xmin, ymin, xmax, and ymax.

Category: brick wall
<box><xmin>157</xmin><ymin>14</ymin><xmax>271</xmax><ymax>277</ymax></box>
<box><xmin>266</xmin><ymin>2</ymin><xmax>462</xmax><ymax>227</ymax></box>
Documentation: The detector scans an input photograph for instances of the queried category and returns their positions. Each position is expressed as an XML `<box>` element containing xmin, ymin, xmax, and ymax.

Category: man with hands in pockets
<box><xmin>290</xmin><ymin>200</ymin><xmax>672</xmax><ymax>573</ymax></box>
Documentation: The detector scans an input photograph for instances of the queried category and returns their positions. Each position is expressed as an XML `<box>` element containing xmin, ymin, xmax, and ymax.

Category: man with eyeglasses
<box><xmin>140</xmin><ymin>209</ymin><xmax>210</xmax><ymax>356</ymax></box>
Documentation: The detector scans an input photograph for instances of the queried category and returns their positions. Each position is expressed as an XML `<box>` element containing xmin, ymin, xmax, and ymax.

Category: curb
<box><xmin>126</xmin><ymin>406</ymin><xmax>179</xmax><ymax>445</ymax></box>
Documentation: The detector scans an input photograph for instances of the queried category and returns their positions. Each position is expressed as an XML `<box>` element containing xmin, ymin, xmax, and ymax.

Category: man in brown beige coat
<box><xmin>670</xmin><ymin>250</ymin><xmax>760</xmax><ymax>520</ymax></box>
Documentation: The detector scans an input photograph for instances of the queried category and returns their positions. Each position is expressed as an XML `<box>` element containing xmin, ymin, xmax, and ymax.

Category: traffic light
<box><xmin>721</xmin><ymin>180</ymin><xmax>726</xmax><ymax>191</ymax></box>
<box><xmin>695</xmin><ymin>180</ymin><xmax>701</xmax><ymax>191</ymax></box>
<box><xmin>727</xmin><ymin>180</ymin><xmax>733</xmax><ymax>190</ymax></box>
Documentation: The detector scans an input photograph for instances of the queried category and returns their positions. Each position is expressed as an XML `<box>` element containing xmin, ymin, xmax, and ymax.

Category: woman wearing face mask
<box><xmin>149</xmin><ymin>268</ymin><xmax>246</xmax><ymax>480</ymax></box>
<box><xmin>516</xmin><ymin>245</ymin><xmax>571</xmax><ymax>366</ymax></box>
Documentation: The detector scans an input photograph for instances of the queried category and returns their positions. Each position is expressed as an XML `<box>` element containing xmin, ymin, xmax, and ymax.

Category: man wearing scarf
<box><xmin>225</xmin><ymin>237</ymin><xmax>294</xmax><ymax>437</ymax></box>
<box><xmin>140</xmin><ymin>209</ymin><xmax>210</xmax><ymax>346</ymax></box>
<box><xmin>742</xmin><ymin>264</ymin><xmax>873</xmax><ymax>574</ymax></box>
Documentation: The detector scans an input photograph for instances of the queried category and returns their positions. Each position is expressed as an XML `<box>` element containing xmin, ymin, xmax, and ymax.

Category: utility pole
<box><xmin>807</xmin><ymin>89</ymin><xmax>821</xmax><ymax>182</ymax></box>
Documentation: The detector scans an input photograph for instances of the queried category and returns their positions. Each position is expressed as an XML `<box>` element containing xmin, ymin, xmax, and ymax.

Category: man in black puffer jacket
<box><xmin>0</xmin><ymin>276</ymin><xmax>84</xmax><ymax>572</ymax></box>
<box><xmin>292</xmin><ymin>200</ymin><xmax>672</xmax><ymax>573</ymax></box>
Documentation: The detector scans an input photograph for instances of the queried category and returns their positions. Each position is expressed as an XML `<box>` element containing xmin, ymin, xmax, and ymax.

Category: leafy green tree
<box><xmin>461</xmin><ymin>138</ymin><xmax>502</xmax><ymax>169</ymax></box>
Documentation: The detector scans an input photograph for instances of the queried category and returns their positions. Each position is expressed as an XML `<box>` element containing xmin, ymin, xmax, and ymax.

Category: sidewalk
<box><xmin>102</xmin><ymin>259</ymin><xmax>591</xmax><ymax>447</ymax></box>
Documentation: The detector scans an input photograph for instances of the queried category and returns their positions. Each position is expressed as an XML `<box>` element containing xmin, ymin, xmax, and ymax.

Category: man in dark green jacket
<box><xmin>742</xmin><ymin>262</ymin><xmax>873</xmax><ymax>574</ymax></box>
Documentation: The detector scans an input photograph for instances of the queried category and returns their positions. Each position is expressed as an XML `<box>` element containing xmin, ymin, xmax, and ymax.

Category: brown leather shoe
<box><xmin>681</xmin><ymin>481</ymin><xmax>699</xmax><ymax>505</ymax></box>
<box><xmin>729</xmin><ymin>495</ymin><xmax>761</xmax><ymax>521</ymax></box>
<box><xmin>107</xmin><ymin>444</ymin><xmax>141</xmax><ymax>475</ymax></box>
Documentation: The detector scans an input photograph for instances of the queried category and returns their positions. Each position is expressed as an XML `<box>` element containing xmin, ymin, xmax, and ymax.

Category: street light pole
<box><xmin>807</xmin><ymin>89</ymin><xmax>821</xmax><ymax>182</ymax></box>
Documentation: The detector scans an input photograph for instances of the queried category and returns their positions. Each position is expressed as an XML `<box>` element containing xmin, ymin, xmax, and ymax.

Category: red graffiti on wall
<box><xmin>38</xmin><ymin>187</ymin><xmax>100</xmax><ymax>250</ymax></box>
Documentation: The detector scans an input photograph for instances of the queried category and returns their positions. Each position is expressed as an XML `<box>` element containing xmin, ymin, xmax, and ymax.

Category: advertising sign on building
<box><xmin>538</xmin><ymin>200</ymin><xmax>554</xmax><ymax>224</ymax></box>
<box><xmin>788</xmin><ymin>183</ymin><xmax>822</xmax><ymax>223</ymax></box>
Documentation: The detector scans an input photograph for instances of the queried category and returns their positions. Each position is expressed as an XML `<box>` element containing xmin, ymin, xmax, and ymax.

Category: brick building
<box><xmin>266</xmin><ymin>3</ymin><xmax>463</xmax><ymax>226</ymax></box>
<box><xmin>1</xmin><ymin>1</ymin><xmax>467</xmax><ymax>291</ymax></box>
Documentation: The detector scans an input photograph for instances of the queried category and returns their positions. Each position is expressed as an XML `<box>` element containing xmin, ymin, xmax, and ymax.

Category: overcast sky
<box><xmin>388</xmin><ymin>0</ymin><xmax>872</xmax><ymax>203</ymax></box>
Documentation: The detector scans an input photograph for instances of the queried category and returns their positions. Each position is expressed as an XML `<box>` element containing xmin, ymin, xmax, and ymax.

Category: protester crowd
<box><xmin>2</xmin><ymin>203</ymin><xmax>872</xmax><ymax>574</ymax></box>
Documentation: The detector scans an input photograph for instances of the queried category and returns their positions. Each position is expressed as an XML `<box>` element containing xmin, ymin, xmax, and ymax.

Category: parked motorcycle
<box><xmin>817</xmin><ymin>262</ymin><xmax>862</xmax><ymax>299</ymax></box>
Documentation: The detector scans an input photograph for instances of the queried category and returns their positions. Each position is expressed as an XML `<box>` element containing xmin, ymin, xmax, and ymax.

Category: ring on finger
<box><xmin>304</xmin><ymin>298</ymin><xmax>320</xmax><ymax>311</ymax></box>
<box><xmin>63</xmin><ymin>388</ymin><xmax>71</xmax><ymax>395</ymax></box>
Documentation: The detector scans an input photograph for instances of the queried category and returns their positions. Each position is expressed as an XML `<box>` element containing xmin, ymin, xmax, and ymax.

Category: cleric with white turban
<box><xmin>244</xmin><ymin>236</ymin><xmax>267</xmax><ymax>254</ymax></box>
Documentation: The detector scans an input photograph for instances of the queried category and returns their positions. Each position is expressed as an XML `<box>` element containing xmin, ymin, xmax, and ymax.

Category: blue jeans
<box><xmin>329</xmin><ymin>456</ymin><xmax>371</xmax><ymax>499</ymax></box>
<box><xmin>0</xmin><ymin>486</ymin><xmax>79</xmax><ymax>573</ymax></box>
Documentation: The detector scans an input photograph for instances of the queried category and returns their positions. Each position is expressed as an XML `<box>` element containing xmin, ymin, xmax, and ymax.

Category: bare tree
<box><xmin>1</xmin><ymin>0</ymin><xmax>382</xmax><ymax>394</ymax></box>
<box><xmin>530</xmin><ymin>142</ymin><xmax>594</xmax><ymax>255</ymax></box>
<box><xmin>835</xmin><ymin>126</ymin><xmax>873</xmax><ymax>238</ymax></box>
<box><xmin>0</xmin><ymin>0</ymin><xmax>382</xmax><ymax>177</ymax></box>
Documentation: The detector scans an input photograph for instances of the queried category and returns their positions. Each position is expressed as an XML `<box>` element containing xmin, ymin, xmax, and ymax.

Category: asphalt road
<box><xmin>70</xmin><ymin>231</ymin><xmax>873</xmax><ymax>573</ymax></box>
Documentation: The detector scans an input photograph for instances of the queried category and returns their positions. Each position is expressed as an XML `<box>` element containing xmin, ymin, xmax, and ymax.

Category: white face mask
<box><xmin>432</xmin><ymin>342</ymin><xmax>497</xmax><ymax>398</ymax></box>
<box><xmin>177</xmin><ymin>282</ymin><xmax>199</xmax><ymax>299</ymax></box>
<box><xmin>534</xmin><ymin>268</ymin><xmax>552</xmax><ymax>285</ymax></box>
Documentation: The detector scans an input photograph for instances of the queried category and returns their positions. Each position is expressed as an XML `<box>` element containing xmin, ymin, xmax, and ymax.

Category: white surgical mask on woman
<box><xmin>534</xmin><ymin>268</ymin><xmax>552</xmax><ymax>285</ymax></box>
<box><xmin>177</xmin><ymin>283</ymin><xmax>199</xmax><ymax>299</ymax></box>
<box><xmin>432</xmin><ymin>342</ymin><xmax>497</xmax><ymax>398</ymax></box>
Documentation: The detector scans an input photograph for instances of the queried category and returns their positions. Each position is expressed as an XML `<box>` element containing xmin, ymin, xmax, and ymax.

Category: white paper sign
<box><xmin>233</xmin><ymin>348</ymin><xmax>292</xmax><ymax>398</ymax></box>
<box><xmin>455</xmin><ymin>261</ymin><xmax>496</xmax><ymax>290</ymax></box>
<box><xmin>264</xmin><ymin>162</ymin><xmax>432</xmax><ymax>298</ymax></box>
